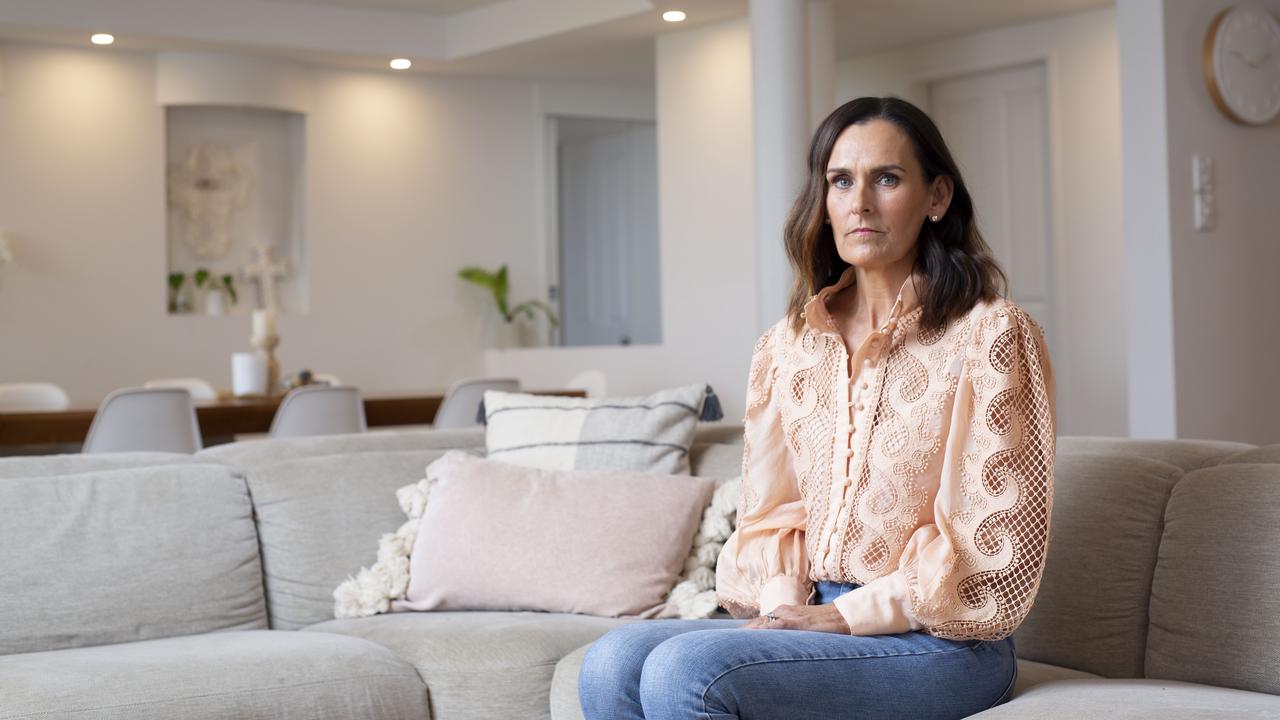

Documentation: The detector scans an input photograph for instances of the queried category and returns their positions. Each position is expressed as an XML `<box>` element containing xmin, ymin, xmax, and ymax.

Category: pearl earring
<box><xmin>930</xmin><ymin>215</ymin><xmax>940</xmax><ymax>222</ymax></box>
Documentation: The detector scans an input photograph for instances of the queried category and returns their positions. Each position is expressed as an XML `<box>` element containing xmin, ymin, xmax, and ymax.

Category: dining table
<box><xmin>0</xmin><ymin>389</ymin><xmax>585</xmax><ymax>448</ymax></box>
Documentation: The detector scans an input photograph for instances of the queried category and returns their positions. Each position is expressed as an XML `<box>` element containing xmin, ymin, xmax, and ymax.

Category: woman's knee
<box><xmin>580</xmin><ymin>622</ymin><xmax>680</xmax><ymax>689</ymax></box>
<box><xmin>638</xmin><ymin>631</ymin><xmax>741</xmax><ymax>717</ymax></box>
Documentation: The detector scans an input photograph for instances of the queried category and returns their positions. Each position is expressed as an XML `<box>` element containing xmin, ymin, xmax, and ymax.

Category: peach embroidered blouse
<box><xmin>716</xmin><ymin>268</ymin><xmax>1056</xmax><ymax>641</ymax></box>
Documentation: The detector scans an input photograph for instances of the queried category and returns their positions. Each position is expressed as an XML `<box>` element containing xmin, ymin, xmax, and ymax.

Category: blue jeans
<box><xmin>578</xmin><ymin>581</ymin><xmax>1016</xmax><ymax>720</ymax></box>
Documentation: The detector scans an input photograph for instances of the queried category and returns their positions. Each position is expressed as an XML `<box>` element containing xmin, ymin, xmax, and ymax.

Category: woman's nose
<box><xmin>854</xmin><ymin>183</ymin><xmax>874</xmax><ymax>215</ymax></box>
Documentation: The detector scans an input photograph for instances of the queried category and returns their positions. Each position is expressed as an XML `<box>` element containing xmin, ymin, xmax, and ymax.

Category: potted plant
<box><xmin>458</xmin><ymin>264</ymin><xmax>558</xmax><ymax>347</ymax></box>
<box><xmin>167</xmin><ymin>271</ymin><xmax>192</xmax><ymax>314</ymax></box>
<box><xmin>195</xmin><ymin>267</ymin><xmax>238</xmax><ymax>315</ymax></box>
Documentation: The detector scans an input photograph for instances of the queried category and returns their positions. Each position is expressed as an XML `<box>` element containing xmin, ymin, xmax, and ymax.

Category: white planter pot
<box><xmin>203</xmin><ymin>289</ymin><xmax>228</xmax><ymax>316</ymax></box>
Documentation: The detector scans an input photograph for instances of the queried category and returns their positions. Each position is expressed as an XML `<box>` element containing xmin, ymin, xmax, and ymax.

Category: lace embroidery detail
<box><xmin>738</xmin><ymin>301</ymin><xmax>1053</xmax><ymax>642</ymax></box>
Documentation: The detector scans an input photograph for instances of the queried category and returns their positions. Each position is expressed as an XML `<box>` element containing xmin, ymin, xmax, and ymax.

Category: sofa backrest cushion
<box><xmin>1056</xmin><ymin>436</ymin><xmax>1252</xmax><ymax>471</ymax></box>
<box><xmin>247</xmin><ymin>449</ymin><xmax>455</xmax><ymax>630</ymax></box>
<box><xmin>689</xmin><ymin>441</ymin><xmax>743</xmax><ymax>479</ymax></box>
<box><xmin>1145</xmin><ymin>463</ymin><xmax>1280</xmax><ymax>695</ymax></box>
<box><xmin>0</xmin><ymin>465</ymin><xmax>267</xmax><ymax>656</ymax></box>
<box><xmin>1013</xmin><ymin>452</ymin><xmax>1182</xmax><ymax>678</ymax></box>
<box><xmin>196</xmin><ymin>428</ymin><xmax>485</xmax><ymax>467</ymax></box>
<box><xmin>1213</xmin><ymin>444</ymin><xmax>1280</xmax><ymax>466</ymax></box>
<box><xmin>0</xmin><ymin>452</ymin><xmax>199</xmax><ymax>479</ymax></box>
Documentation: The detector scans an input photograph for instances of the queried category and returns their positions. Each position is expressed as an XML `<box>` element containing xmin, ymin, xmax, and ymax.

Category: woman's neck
<box><xmin>844</xmin><ymin>259</ymin><xmax>915</xmax><ymax>331</ymax></box>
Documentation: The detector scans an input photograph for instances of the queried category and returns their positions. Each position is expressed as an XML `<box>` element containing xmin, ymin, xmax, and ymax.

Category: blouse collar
<box><xmin>802</xmin><ymin>266</ymin><xmax>923</xmax><ymax>335</ymax></box>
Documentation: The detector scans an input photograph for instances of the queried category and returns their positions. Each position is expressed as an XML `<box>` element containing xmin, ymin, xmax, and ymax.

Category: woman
<box><xmin>578</xmin><ymin>96</ymin><xmax>1056</xmax><ymax>720</ymax></box>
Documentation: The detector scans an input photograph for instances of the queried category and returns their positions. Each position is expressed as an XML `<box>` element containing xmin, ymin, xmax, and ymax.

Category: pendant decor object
<box><xmin>168</xmin><ymin>141</ymin><xmax>253</xmax><ymax>258</ymax></box>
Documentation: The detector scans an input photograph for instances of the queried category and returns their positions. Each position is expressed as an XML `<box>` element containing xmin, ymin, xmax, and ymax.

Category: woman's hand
<box><xmin>741</xmin><ymin>603</ymin><xmax>851</xmax><ymax>634</ymax></box>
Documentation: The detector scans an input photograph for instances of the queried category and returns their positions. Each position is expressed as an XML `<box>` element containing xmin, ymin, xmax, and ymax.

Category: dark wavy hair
<box><xmin>784</xmin><ymin>96</ymin><xmax>1006</xmax><ymax>335</ymax></box>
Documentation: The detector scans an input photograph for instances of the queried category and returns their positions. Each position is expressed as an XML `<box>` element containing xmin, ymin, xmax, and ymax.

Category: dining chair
<box><xmin>0</xmin><ymin>382</ymin><xmax>71</xmax><ymax>412</ymax></box>
<box><xmin>435</xmin><ymin>377</ymin><xmax>520</xmax><ymax>429</ymax></box>
<box><xmin>143</xmin><ymin>377</ymin><xmax>218</xmax><ymax>401</ymax></box>
<box><xmin>565</xmin><ymin>369</ymin><xmax>608</xmax><ymax>399</ymax></box>
<box><xmin>269</xmin><ymin>385</ymin><xmax>367</xmax><ymax>438</ymax></box>
<box><xmin>82</xmin><ymin>388</ymin><xmax>202</xmax><ymax>454</ymax></box>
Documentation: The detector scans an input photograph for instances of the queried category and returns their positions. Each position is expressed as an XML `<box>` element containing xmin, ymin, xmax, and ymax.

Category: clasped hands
<box><xmin>741</xmin><ymin>603</ymin><xmax>852</xmax><ymax>634</ymax></box>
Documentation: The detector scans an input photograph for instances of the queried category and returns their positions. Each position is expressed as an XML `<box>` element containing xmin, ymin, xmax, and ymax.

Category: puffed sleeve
<box><xmin>715</xmin><ymin>322</ymin><xmax>812</xmax><ymax>619</ymax></box>
<box><xmin>832</xmin><ymin>305</ymin><xmax>1056</xmax><ymax>639</ymax></box>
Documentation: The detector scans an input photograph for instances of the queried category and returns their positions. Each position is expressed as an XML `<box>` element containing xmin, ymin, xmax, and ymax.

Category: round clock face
<box><xmin>1207</xmin><ymin>5</ymin><xmax>1280</xmax><ymax>125</ymax></box>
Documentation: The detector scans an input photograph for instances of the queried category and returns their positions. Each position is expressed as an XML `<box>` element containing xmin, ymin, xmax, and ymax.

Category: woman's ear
<box><xmin>929</xmin><ymin>176</ymin><xmax>954</xmax><ymax>218</ymax></box>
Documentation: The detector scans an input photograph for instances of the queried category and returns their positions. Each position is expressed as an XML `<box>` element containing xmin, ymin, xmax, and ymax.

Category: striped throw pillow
<box><xmin>481</xmin><ymin>384</ymin><xmax>719</xmax><ymax>474</ymax></box>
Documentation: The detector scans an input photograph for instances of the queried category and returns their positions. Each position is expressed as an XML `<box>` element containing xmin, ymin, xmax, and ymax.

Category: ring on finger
<box><xmin>765</xmin><ymin>612</ymin><xmax>778</xmax><ymax>622</ymax></box>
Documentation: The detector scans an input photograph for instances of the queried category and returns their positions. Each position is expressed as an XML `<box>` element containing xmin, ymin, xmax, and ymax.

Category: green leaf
<box><xmin>510</xmin><ymin>299</ymin><xmax>560</xmax><ymax>328</ymax></box>
<box><xmin>194</xmin><ymin>268</ymin><xmax>211</xmax><ymax>287</ymax></box>
<box><xmin>168</xmin><ymin>272</ymin><xmax>185</xmax><ymax>291</ymax></box>
<box><xmin>221</xmin><ymin>274</ymin><xmax>238</xmax><ymax>305</ymax></box>
<box><xmin>457</xmin><ymin>264</ymin><xmax>511</xmax><ymax>320</ymax></box>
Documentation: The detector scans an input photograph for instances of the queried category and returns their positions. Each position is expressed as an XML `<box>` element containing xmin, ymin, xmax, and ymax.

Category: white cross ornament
<box><xmin>243</xmin><ymin>240</ymin><xmax>288</xmax><ymax>310</ymax></box>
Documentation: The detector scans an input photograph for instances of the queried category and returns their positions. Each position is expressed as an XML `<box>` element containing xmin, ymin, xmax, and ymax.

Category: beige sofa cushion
<box><xmin>0</xmin><ymin>465</ymin><xmax>267</xmax><ymax>656</ymax></box>
<box><xmin>1146</xmin><ymin>463</ymin><xmax>1280</xmax><ymax>695</ymax></box>
<box><xmin>0</xmin><ymin>451</ymin><xmax>199</xmax><ymax>478</ymax></box>
<box><xmin>1055</xmin><ymin>436</ymin><xmax>1252</xmax><ymax>471</ymax></box>
<box><xmin>1011</xmin><ymin>659</ymin><xmax>1101</xmax><ymax>696</ymax></box>
<box><xmin>1013</xmin><ymin>453</ymin><xmax>1181</xmax><ymax>678</ymax></box>
<box><xmin>968</xmin><ymin>678</ymin><xmax>1280</xmax><ymax>719</ymax></box>
<box><xmin>308</xmin><ymin>611</ymin><xmax>634</xmax><ymax>720</ymax></box>
<box><xmin>196</xmin><ymin>427</ymin><xmax>486</xmax><ymax>466</ymax></box>
<box><xmin>246</xmin><ymin>450</ymin><xmax>454</xmax><ymax>630</ymax></box>
<box><xmin>0</xmin><ymin>630</ymin><xmax>427</xmax><ymax>720</ymax></box>
<box><xmin>689</xmin><ymin>441</ymin><xmax>743</xmax><ymax>479</ymax></box>
<box><xmin>1215</xmin><ymin>444</ymin><xmax>1280</xmax><ymax>466</ymax></box>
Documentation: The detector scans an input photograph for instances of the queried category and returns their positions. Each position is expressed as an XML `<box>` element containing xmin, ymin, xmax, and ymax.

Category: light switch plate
<box><xmin>1193</xmin><ymin>155</ymin><xmax>1215</xmax><ymax>232</ymax></box>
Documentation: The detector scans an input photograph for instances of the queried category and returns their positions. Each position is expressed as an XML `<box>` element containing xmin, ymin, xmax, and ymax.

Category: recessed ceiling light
<box><xmin>90</xmin><ymin>33</ymin><xmax>115</xmax><ymax>45</ymax></box>
<box><xmin>662</xmin><ymin>10</ymin><xmax>686</xmax><ymax>22</ymax></box>
<box><xmin>389</xmin><ymin>58</ymin><xmax>412</xmax><ymax>70</ymax></box>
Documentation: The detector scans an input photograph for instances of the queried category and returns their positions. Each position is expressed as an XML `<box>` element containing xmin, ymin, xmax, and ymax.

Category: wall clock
<box><xmin>1203</xmin><ymin>4</ymin><xmax>1280</xmax><ymax>125</ymax></box>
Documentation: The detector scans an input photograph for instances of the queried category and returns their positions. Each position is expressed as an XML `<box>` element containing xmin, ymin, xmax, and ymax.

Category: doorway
<box><xmin>929</xmin><ymin>63</ymin><xmax>1054</xmax><ymax>340</ymax></box>
<box><xmin>550</xmin><ymin>116</ymin><xmax>661</xmax><ymax>347</ymax></box>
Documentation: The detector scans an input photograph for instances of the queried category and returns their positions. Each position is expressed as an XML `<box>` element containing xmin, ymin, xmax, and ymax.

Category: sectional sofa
<box><xmin>1</xmin><ymin>426</ymin><xmax>1277</xmax><ymax>719</ymax></box>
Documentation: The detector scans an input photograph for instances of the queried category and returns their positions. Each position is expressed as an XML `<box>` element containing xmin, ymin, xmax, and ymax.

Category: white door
<box><xmin>929</xmin><ymin>63</ymin><xmax>1053</xmax><ymax>340</ymax></box>
<box><xmin>556</xmin><ymin>118</ymin><xmax>661</xmax><ymax>347</ymax></box>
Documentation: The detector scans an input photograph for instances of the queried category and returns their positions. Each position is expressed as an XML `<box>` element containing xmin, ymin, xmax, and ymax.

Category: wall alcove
<box><xmin>164</xmin><ymin>105</ymin><xmax>307</xmax><ymax>316</ymax></box>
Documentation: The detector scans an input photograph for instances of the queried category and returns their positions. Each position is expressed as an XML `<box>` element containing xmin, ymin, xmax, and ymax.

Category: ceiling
<box><xmin>0</xmin><ymin>0</ymin><xmax>1114</xmax><ymax>84</ymax></box>
<box><xmin>264</xmin><ymin>0</ymin><xmax>506</xmax><ymax>13</ymax></box>
<box><xmin>831</xmin><ymin>0</ymin><xmax>1112</xmax><ymax>57</ymax></box>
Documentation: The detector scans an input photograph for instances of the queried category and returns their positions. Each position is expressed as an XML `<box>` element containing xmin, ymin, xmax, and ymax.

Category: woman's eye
<box><xmin>877</xmin><ymin>174</ymin><xmax>899</xmax><ymax>187</ymax></box>
<box><xmin>832</xmin><ymin>176</ymin><xmax>852</xmax><ymax>189</ymax></box>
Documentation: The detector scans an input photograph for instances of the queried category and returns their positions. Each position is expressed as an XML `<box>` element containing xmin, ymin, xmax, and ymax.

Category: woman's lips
<box><xmin>850</xmin><ymin>228</ymin><xmax>883</xmax><ymax>235</ymax></box>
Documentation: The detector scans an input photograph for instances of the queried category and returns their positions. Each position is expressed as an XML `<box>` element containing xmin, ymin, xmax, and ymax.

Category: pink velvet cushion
<box><xmin>394</xmin><ymin>451</ymin><xmax>715</xmax><ymax>618</ymax></box>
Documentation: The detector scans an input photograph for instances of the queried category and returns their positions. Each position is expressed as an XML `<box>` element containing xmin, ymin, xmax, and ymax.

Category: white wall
<box><xmin>0</xmin><ymin>41</ymin><xmax>560</xmax><ymax>403</ymax></box>
<box><xmin>835</xmin><ymin>7</ymin><xmax>1124</xmax><ymax>438</ymax></box>
<box><xmin>1117</xmin><ymin>0</ymin><xmax>1177</xmax><ymax>439</ymax></box>
<box><xmin>486</xmin><ymin>18</ymin><xmax>759</xmax><ymax>421</ymax></box>
<box><xmin>1160</xmin><ymin>0</ymin><xmax>1280</xmax><ymax>444</ymax></box>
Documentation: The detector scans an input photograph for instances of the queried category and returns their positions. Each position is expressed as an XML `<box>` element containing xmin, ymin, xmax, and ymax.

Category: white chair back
<box><xmin>435</xmin><ymin>377</ymin><xmax>520</xmax><ymax>428</ymax></box>
<box><xmin>143</xmin><ymin>377</ymin><xmax>218</xmax><ymax>401</ymax></box>
<box><xmin>0</xmin><ymin>382</ymin><xmax>71</xmax><ymax>412</ymax></box>
<box><xmin>83</xmin><ymin>388</ymin><xmax>202</xmax><ymax>454</ymax></box>
<box><xmin>565</xmin><ymin>370</ymin><xmax>608</xmax><ymax>399</ymax></box>
<box><xmin>269</xmin><ymin>385</ymin><xmax>367</xmax><ymax>438</ymax></box>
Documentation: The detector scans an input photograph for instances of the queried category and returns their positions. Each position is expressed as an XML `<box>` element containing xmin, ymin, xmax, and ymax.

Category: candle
<box><xmin>252</xmin><ymin>308</ymin><xmax>277</xmax><ymax>337</ymax></box>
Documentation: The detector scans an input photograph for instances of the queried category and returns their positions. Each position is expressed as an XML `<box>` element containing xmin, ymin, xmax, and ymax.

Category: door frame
<box><xmin>893</xmin><ymin>51</ymin><xmax>1068</xmax><ymax>429</ymax></box>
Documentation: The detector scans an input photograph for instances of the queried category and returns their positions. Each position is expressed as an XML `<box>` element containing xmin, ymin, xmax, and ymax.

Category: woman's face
<box><xmin>824</xmin><ymin>119</ymin><xmax>951</xmax><ymax>272</ymax></box>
